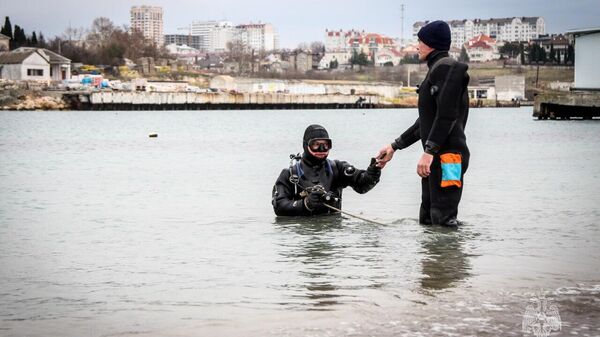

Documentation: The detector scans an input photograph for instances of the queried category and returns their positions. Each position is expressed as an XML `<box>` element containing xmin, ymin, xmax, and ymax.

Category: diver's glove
<box><xmin>304</xmin><ymin>189</ymin><xmax>325</xmax><ymax>211</ymax></box>
<box><xmin>366</xmin><ymin>157</ymin><xmax>382</xmax><ymax>180</ymax></box>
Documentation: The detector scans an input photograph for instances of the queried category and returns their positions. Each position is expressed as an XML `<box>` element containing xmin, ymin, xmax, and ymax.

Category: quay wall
<box><xmin>87</xmin><ymin>92</ymin><xmax>381</xmax><ymax>106</ymax></box>
<box><xmin>534</xmin><ymin>90</ymin><xmax>600</xmax><ymax>119</ymax></box>
<box><xmin>61</xmin><ymin>92</ymin><xmax>387</xmax><ymax>110</ymax></box>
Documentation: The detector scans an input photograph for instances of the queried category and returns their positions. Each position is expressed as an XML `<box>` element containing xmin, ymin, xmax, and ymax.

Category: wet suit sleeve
<box><xmin>425</xmin><ymin>62</ymin><xmax>469</xmax><ymax>154</ymax></box>
<box><xmin>272</xmin><ymin>169</ymin><xmax>309</xmax><ymax>216</ymax></box>
<box><xmin>335</xmin><ymin>160</ymin><xmax>381</xmax><ymax>194</ymax></box>
<box><xmin>392</xmin><ymin>118</ymin><xmax>420</xmax><ymax>151</ymax></box>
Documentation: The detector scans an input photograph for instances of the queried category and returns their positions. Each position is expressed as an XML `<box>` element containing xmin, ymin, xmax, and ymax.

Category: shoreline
<box><xmin>1</xmin><ymin>90</ymin><xmax>526</xmax><ymax>111</ymax></box>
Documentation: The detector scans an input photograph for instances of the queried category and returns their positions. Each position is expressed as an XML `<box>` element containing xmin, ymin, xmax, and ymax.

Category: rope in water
<box><xmin>321</xmin><ymin>203</ymin><xmax>387</xmax><ymax>226</ymax></box>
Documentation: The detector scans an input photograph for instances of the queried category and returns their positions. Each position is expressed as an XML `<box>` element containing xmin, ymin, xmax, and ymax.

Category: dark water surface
<box><xmin>1</xmin><ymin>108</ymin><xmax>599</xmax><ymax>337</ymax></box>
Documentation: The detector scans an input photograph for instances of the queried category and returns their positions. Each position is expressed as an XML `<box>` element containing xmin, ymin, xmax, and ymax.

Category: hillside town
<box><xmin>0</xmin><ymin>6</ymin><xmax>588</xmax><ymax>111</ymax></box>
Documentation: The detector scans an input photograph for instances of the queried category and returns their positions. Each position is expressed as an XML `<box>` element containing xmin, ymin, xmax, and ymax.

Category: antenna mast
<box><xmin>400</xmin><ymin>4</ymin><xmax>405</xmax><ymax>46</ymax></box>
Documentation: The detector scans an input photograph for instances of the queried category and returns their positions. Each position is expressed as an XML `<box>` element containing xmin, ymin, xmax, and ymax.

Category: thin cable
<box><xmin>321</xmin><ymin>204</ymin><xmax>387</xmax><ymax>226</ymax></box>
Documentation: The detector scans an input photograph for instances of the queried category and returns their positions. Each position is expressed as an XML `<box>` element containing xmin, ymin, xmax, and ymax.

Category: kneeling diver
<box><xmin>272</xmin><ymin>124</ymin><xmax>381</xmax><ymax>216</ymax></box>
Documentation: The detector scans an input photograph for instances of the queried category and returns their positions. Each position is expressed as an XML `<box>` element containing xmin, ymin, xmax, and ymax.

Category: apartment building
<box><xmin>235</xmin><ymin>23</ymin><xmax>277</xmax><ymax>52</ymax></box>
<box><xmin>414</xmin><ymin>17</ymin><xmax>545</xmax><ymax>48</ymax></box>
<box><xmin>130</xmin><ymin>6</ymin><xmax>164</xmax><ymax>46</ymax></box>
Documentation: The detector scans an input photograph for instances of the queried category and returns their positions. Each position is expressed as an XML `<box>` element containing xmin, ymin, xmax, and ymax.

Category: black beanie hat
<box><xmin>417</xmin><ymin>20</ymin><xmax>451</xmax><ymax>51</ymax></box>
<box><xmin>303</xmin><ymin>124</ymin><xmax>330</xmax><ymax>147</ymax></box>
<box><xmin>302</xmin><ymin>124</ymin><xmax>331</xmax><ymax>164</ymax></box>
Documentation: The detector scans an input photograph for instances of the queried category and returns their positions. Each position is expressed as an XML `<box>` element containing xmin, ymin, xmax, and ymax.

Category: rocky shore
<box><xmin>0</xmin><ymin>80</ymin><xmax>68</xmax><ymax>110</ymax></box>
<box><xmin>1</xmin><ymin>93</ymin><xmax>68</xmax><ymax>110</ymax></box>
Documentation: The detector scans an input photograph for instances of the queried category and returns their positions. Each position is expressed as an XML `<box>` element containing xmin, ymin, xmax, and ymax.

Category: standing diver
<box><xmin>376</xmin><ymin>20</ymin><xmax>470</xmax><ymax>227</ymax></box>
<box><xmin>272</xmin><ymin>124</ymin><xmax>381</xmax><ymax>216</ymax></box>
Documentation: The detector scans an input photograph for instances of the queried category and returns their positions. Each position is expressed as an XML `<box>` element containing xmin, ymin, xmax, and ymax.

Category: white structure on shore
<box><xmin>209</xmin><ymin>75</ymin><xmax>403</xmax><ymax>98</ymax></box>
<box><xmin>414</xmin><ymin>17</ymin><xmax>545</xmax><ymax>48</ymax></box>
<box><xmin>130</xmin><ymin>6</ymin><xmax>164</xmax><ymax>46</ymax></box>
<box><xmin>569</xmin><ymin>27</ymin><xmax>600</xmax><ymax>90</ymax></box>
<box><xmin>0</xmin><ymin>48</ymin><xmax>71</xmax><ymax>81</ymax></box>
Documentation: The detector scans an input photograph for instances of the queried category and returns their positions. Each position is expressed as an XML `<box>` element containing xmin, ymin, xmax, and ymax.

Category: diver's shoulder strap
<box><xmin>430</xmin><ymin>56</ymin><xmax>457</xmax><ymax>74</ymax></box>
<box><xmin>288</xmin><ymin>154</ymin><xmax>302</xmax><ymax>195</ymax></box>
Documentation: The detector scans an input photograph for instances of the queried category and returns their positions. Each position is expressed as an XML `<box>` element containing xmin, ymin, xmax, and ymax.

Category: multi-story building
<box><xmin>130</xmin><ymin>6</ymin><xmax>164</xmax><ymax>46</ymax></box>
<box><xmin>211</xmin><ymin>22</ymin><xmax>237</xmax><ymax>52</ymax></box>
<box><xmin>325</xmin><ymin>30</ymin><xmax>366</xmax><ymax>52</ymax></box>
<box><xmin>464</xmin><ymin>34</ymin><xmax>500</xmax><ymax>62</ymax></box>
<box><xmin>164</xmin><ymin>34</ymin><xmax>202</xmax><ymax>50</ymax></box>
<box><xmin>325</xmin><ymin>29</ymin><xmax>398</xmax><ymax>54</ymax></box>
<box><xmin>349</xmin><ymin>33</ymin><xmax>397</xmax><ymax>55</ymax></box>
<box><xmin>323</xmin><ymin>29</ymin><xmax>400</xmax><ymax>67</ymax></box>
<box><xmin>322</xmin><ymin>29</ymin><xmax>402</xmax><ymax>68</ymax></box>
<box><xmin>189</xmin><ymin>21</ymin><xmax>278</xmax><ymax>53</ymax></box>
<box><xmin>414</xmin><ymin>17</ymin><xmax>545</xmax><ymax>48</ymax></box>
<box><xmin>235</xmin><ymin>23</ymin><xmax>277</xmax><ymax>52</ymax></box>
<box><xmin>325</xmin><ymin>30</ymin><xmax>351</xmax><ymax>52</ymax></box>
<box><xmin>531</xmin><ymin>34</ymin><xmax>572</xmax><ymax>63</ymax></box>
<box><xmin>191</xmin><ymin>21</ymin><xmax>235</xmax><ymax>52</ymax></box>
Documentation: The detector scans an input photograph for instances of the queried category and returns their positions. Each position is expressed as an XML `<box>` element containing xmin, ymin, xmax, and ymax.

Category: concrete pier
<box><xmin>63</xmin><ymin>92</ymin><xmax>391</xmax><ymax>110</ymax></box>
<box><xmin>533</xmin><ymin>90</ymin><xmax>600</xmax><ymax>119</ymax></box>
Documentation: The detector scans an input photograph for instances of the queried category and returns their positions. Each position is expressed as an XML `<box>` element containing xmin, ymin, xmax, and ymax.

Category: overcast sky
<box><xmin>1</xmin><ymin>0</ymin><xmax>598</xmax><ymax>47</ymax></box>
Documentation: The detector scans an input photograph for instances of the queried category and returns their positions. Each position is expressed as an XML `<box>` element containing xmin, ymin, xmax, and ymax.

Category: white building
<box><xmin>166</xmin><ymin>44</ymin><xmax>202</xmax><ymax>64</ymax></box>
<box><xmin>164</xmin><ymin>34</ymin><xmax>202</xmax><ymax>50</ymax></box>
<box><xmin>130</xmin><ymin>6</ymin><xmax>164</xmax><ymax>46</ymax></box>
<box><xmin>235</xmin><ymin>23</ymin><xmax>277</xmax><ymax>52</ymax></box>
<box><xmin>495</xmin><ymin>76</ymin><xmax>525</xmax><ymax>101</ymax></box>
<box><xmin>0</xmin><ymin>48</ymin><xmax>71</xmax><ymax>81</ymax></box>
<box><xmin>211</xmin><ymin>22</ymin><xmax>237</xmax><ymax>52</ymax></box>
<box><xmin>414</xmin><ymin>17</ymin><xmax>545</xmax><ymax>48</ymax></box>
<box><xmin>318</xmin><ymin>52</ymin><xmax>351</xmax><ymax>69</ymax></box>
<box><xmin>15</xmin><ymin>48</ymin><xmax>71</xmax><ymax>80</ymax></box>
<box><xmin>465</xmin><ymin>42</ymin><xmax>498</xmax><ymax>62</ymax></box>
<box><xmin>374</xmin><ymin>49</ymin><xmax>403</xmax><ymax>66</ymax></box>
<box><xmin>325</xmin><ymin>29</ymin><xmax>398</xmax><ymax>53</ymax></box>
<box><xmin>323</xmin><ymin>29</ymin><xmax>400</xmax><ymax>67</ymax></box>
<box><xmin>191</xmin><ymin>21</ymin><xmax>235</xmax><ymax>52</ymax></box>
<box><xmin>464</xmin><ymin>34</ymin><xmax>500</xmax><ymax>62</ymax></box>
<box><xmin>189</xmin><ymin>21</ymin><xmax>278</xmax><ymax>53</ymax></box>
<box><xmin>569</xmin><ymin>27</ymin><xmax>600</xmax><ymax>90</ymax></box>
<box><xmin>325</xmin><ymin>30</ymin><xmax>354</xmax><ymax>52</ymax></box>
<box><xmin>0</xmin><ymin>50</ymin><xmax>49</xmax><ymax>80</ymax></box>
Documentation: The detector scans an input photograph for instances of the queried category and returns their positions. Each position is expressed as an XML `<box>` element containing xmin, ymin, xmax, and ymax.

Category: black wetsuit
<box><xmin>392</xmin><ymin>51</ymin><xmax>470</xmax><ymax>225</ymax></box>
<box><xmin>272</xmin><ymin>155</ymin><xmax>380</xmax><ymax>216</ymax></box>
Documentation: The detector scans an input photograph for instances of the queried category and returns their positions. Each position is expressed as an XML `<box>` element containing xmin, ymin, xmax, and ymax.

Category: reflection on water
<box><xmin>419</xmin><ymin>225</ymin><xmax>472</xmax><ymax>291</ymax></box>
<box><xmin>274</xmin><ymin>216</ymin><xmax>384</xmax><ymax>310</ymax></box>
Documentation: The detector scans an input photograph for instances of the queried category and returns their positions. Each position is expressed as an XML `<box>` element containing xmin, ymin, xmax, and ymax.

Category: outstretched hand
<box><xmin>375</xmin><ymin>144</ymin><xmax>395</xmax><ymax>168</ymax></box>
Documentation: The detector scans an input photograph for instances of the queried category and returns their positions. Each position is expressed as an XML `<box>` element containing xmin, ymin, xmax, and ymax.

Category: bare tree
<box><xmin>227</xmin><ymin>39</ymin><xmax>251</xmax><ymax>75</ymax></box>
<box><xmin>296</xmin><ymin>42</ymin><xmax>309</xmax><ymax>51</ymax></box>
<box><xmin>87</xmin><ymin>17</ymin><xmax>116</xmax><ymax>49</ymax></box>
<box><xmin>62</xmin><ymin>26</ymin><xmax>86</xmax><ymax>43</ymax></box>
<box><xmin>310</xmin><ymin>41</ymin><xmax>325</xmax><ymax>54</ymax></box>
